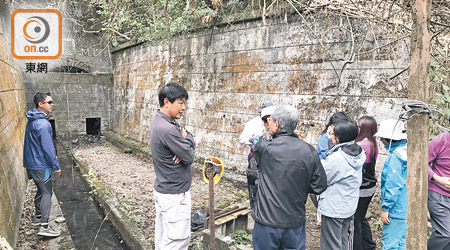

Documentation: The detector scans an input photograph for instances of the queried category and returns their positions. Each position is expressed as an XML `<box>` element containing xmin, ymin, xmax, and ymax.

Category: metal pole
<box><xmin>208</xmin><ymin>171</ymin><xmax>216</xmax><ymax>250</ymax></box>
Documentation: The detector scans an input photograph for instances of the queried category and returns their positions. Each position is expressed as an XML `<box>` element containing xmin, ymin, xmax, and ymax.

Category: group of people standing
<box><xmin>22</xmin><ymin>83</ymin><xmax>450</xmax><ymax>250</ymax></box>
<box><xmin>240</xmin><ymin>101</ymin><xmax>448</xmax><ymax>250</ymax></box>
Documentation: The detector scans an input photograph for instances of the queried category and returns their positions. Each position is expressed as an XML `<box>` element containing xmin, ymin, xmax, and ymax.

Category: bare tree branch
<box><xmin>286</xmin><ymin>0</ymin><xmax>343</xmax><ymax>86</ymax></box>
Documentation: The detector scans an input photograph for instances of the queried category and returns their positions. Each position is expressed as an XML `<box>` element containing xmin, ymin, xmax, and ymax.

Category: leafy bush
<box><xmin>232</xmin><ymin>230</ymin><xmax>250</xmax><ymax>244</ymax></box>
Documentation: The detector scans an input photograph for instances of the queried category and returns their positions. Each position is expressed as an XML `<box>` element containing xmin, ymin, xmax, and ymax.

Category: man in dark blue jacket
<box><xmin>23</xmin><ymin>92</ymin><xmax>61</xmax><ymax>237</ymax></box>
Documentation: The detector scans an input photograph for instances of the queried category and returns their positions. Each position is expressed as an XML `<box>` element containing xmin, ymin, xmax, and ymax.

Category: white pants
<box><xmin>154</xmin><ymin>190</ymin><xmax>191</xmax><ymax>250</ymax></box>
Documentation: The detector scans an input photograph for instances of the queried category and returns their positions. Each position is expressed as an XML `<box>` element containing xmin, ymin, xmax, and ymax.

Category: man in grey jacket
<box><xmin>150</xmin><ymin>82</ymin><xmax>195</xmax><ymax>250</ymax></box>
<box><xmin>252</xmin><ymin>105</ymin><xmax>327</xmax><ymax>250</ymax></box>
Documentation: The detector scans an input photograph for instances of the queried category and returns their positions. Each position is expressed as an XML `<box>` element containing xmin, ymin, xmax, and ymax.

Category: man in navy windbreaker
<box><xmin>23</xmin><ymin>92</ymin><xmax>61</xmax><ymax>237</ymax></box>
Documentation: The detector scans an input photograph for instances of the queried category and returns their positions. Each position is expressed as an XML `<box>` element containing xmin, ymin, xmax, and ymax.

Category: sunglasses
<box><xmin>42</xmin><ymin>100</ymin><xmax>54</xmax><ymax>105</ymax></box>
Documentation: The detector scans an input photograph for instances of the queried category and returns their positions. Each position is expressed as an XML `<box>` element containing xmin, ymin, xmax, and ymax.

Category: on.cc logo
<box><xmin>11</xmin><ymin>9</ymin><xmax>62</xmax><ymax>60</ymax></box>
<box><xmin>23</xmin><ymin>16</ymin><xmax>50</xmax><ymax>44</ymax></box>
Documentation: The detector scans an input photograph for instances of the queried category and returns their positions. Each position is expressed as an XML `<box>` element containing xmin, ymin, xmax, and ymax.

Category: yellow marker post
<box><xmin>203</xmin><ymin>157</ymin><xmax>224</xmax><ymax>250</ymax></box>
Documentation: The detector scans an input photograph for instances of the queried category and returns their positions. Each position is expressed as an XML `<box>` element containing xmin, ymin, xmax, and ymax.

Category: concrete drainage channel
<box><xmin>53</xmin><ymin>141</ymin><xmax>134</xmax><ymax>250</ymax></box>
<box><xmin>57</xmin><ymin>139</ymin><xmax>152</xmax><ymax>250</ymax></box>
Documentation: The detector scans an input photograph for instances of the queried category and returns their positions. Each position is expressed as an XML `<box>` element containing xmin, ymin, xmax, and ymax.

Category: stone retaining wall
<box><xmin>111</xmin><ymin>15</ymin><xmax>409</xmax><ymax>172</ymax></box>
<box><xmin>0</xmin><ymin>4</ymin><xmax>28</xmax><ymax>246</ymax></box>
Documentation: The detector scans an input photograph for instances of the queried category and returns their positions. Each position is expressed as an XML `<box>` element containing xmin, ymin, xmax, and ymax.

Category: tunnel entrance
<box><xmin>86</xmin><ymin>118</ymin><xmax>101</xmax><ymax>135</ymax></box>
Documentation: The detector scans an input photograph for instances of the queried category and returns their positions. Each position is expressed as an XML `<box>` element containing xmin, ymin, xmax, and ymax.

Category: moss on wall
<box><xmin>0</xmin><ymin>3</ymin><xmax>28</xmax><ymax>247</ymax></box>
<box><xmin>111</xmin><ymin>15</ymin><xmax>409</xmax><ymax>173</ymax></box>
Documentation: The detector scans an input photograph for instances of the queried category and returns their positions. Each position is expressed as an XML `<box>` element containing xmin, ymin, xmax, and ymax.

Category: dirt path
<box><xmin>72</xmin><ymin>139</ymin><xmax>382</xmax><ymax>249</ymax></box>
<box><xmin>72</xmin><ymin>142</ymin><xmax>247</xmax><ymax>246</ymax></box>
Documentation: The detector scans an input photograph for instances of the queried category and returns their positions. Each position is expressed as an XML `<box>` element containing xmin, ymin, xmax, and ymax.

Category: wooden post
<box><xmin>208</xmin><ymin>171</ymin><xmax>216</xmax><ymax>250</ymax></box>
<box><xmin>406</xmin><ymin>0</ymin><xmax>431</xmax><ymax>249</ymax></box>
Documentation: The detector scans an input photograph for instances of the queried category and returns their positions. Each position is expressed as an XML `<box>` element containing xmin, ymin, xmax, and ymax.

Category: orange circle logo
<box><xmin>23</xmin><ymin>16</ymin><xmax>50</xmax><ymax>44</ymax></box>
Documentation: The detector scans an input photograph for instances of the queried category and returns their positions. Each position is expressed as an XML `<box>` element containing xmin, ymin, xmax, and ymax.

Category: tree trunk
<box><xmin>406</xmin><ymin>0</ymin><xmax>431</xmax><ymax>249</ymax></box>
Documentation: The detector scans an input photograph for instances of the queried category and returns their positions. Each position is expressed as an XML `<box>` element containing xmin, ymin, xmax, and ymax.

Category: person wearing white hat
<box><xmin>239</xmin><ymin>102</ymin><xmax>275</xmax><ymax>156</ymax></box>
<box><xmin>252</xmin><ymin>105</ymin><xmax>276</xmax><ymax>145</ymax></box>
<box><xmin>374</xmin><ymin>119</ymin><xmax>408</xmax><ymax>250</ymax></box>
<box><xmin>241</xmin><ymin>102</ymin><xmax>275</xmax><ymax>209</ymax></box>
<box><xmin>252</xmin><ymin>105</ymin><xmax>327</xmax><ymax>250</ymax></box>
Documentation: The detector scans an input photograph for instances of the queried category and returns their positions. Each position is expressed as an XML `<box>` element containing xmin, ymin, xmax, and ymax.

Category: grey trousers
<box><xmin>321</xmin><ymin>215</ymin><xmax>353</xmax><ymax>250</ymax></box>
<box><xmin>27</xmin><ymin>169</ymin><xmax>53</xmax><ymax>223</ymax></box>
<box><xmin>428</xmin><ymin>190</ymin><xmax>450</xmax><ymax>250</ymax></box>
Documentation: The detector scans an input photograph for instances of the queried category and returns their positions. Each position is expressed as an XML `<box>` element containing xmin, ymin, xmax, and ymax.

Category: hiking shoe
<box><xmin>37</xmin><ymin>226</ymin><xmax>60</xmax><ymax>237</ymax></box>
<box><xmin>31</xmin><ymin>217</ymin><xmax>41</xmax><ymax>226</ymax></box>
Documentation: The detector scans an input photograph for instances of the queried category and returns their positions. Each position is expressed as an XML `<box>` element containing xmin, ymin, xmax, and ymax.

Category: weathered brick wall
<box><xmin>23</xmin><ymin>73</ymin><xmax>114</xmax><ymax>134</ymax></box>
<box><xmin>112</xmin><ymin>16</ymin><xmax>408</xmax><ymax>173</ymax></box>
<box><xmin>0</xmin><ymin>4</ymin><xmax>28</xmax><ymax>246</ymax></box>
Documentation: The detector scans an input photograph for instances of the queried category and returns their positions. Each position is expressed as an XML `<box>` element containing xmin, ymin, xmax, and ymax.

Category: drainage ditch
<box><xmin>53</xmin><ymin>140</ymin><xmax>130</xmax><ymax>250</ymax></box>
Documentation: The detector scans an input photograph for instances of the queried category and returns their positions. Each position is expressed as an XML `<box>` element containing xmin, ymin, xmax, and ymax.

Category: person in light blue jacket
<box><xmin>23</xmin><ymin>92</ymin><xmax>61</xmax><ymax>238</ymax></box>
<box><xmin>318</xmin><ymin>119</ymin><xmax>365</xmax><ymax>250</ymax></box>
<box><xmin>374</xmin><ymin>119</ymin><xmax>408</xmax><ymax>250</ymax></box>
<box><xmin>317</xmin><ymin>112</ymin><xmax>349</xmax><ymax>160</ymax></box>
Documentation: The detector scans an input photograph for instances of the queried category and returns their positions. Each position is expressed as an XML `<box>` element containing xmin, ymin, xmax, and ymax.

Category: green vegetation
<box><xmin>83</xmin><ymin>169</ymin><xmax>99</xmax><ymax>196</ymax></box>
<box><xmin>84</xmin><ymin>0</ymin><xmax>217</xmax><ymax>44</ymax></box>
<box><xmin>189</xmin><ymin>241</ymin><xmax>203</xmax><ymax>250</ymax></box>
<box><xmin>69</xmin><ymin>0</ymin><xmax>271</xmax><ymax>46</ymax></box>
<box><xmin>148</xmin><ymin>236</ymin><xmax>155</xmax><ymax>249</ymax></box>
<box><xmin>82</xmin><ymin>168</ymin><xmax>112</xmax><ymax>198</ymax></box>
<box><xmin>232</xmin><ymin>229</ymin><xmax>250</xmax><ymax>245</ymax></box>
<box><xmin>231</xmin><ymin>189</ymin><xmax>249</xmax><ymax>202</ymax></box>
<box><xmin>429</xmin><ymin>57</ymin><xmax>450</xmax><ymax>137</ymax></box>
<box><xmin>119</xmin><ymin>202</ymin><xmax>144</xmax><ymax>226</ymax></box>
<box><xmin>189</xmin><ymin>232</ymin><xmax>203</xmax><ymax>250</ymax></box>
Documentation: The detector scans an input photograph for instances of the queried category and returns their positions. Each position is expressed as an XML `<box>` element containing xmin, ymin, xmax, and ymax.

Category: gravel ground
<box><xmin>68</xmin><ymin>136</ymin><xmax>382</xmax><ymax>249</ymax></box>
<box><xmin>71</xmin><ymin>141</ymin><xmax>247</xmax><ymax>247</ymax></box>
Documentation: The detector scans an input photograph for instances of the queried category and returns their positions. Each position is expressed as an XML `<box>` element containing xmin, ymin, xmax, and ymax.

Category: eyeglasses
<box><xmin>43</xmin><ymin>100</ymin><xmax>54</xmax><ymax>105</ymax></box>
